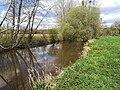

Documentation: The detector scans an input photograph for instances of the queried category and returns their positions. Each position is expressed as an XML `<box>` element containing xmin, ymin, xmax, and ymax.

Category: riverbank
<box><xmin>0</xmin><ymin>34</ymin><xmax>62</xmax><ymax>53</ymax></box>
<box><xmin>50</xmin><ymin>36</ymin><xmax>120</xmax><ymax>90</ymax></box>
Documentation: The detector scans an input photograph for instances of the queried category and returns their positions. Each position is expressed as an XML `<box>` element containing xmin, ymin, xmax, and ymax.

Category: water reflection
<box><xmin>0</xmin><ymin>42</ymin><xmax>83</xmax><ymax>90</ymax></box>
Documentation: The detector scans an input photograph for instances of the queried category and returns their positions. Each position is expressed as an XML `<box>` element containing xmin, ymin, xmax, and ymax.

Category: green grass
<box><xmin>0</xmin><ymin>33</ymin><xmax>62</xmax><ymax>49</ymax></box>
<box><xmin>52</xmin><ymin>36</ymin><xmax>120</xmax><ymax>90</ymax></box>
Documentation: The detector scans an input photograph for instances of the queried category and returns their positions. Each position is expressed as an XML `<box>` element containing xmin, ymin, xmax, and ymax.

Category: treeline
<box><xmin>101</xmin><ymin>21</ymin><xmax>120</xmax><ymax>36</ymax></box>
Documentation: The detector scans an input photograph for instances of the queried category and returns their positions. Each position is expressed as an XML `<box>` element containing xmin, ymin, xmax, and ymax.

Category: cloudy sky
<box><xmin>100</xmin><ymin>0</ymin><xmax>120</xmax><ymax>26</ymax></box>
<box><xmin>0</xmin><ymin>0</ymin><xmax>120</xmax><ymax>28</ymax></box>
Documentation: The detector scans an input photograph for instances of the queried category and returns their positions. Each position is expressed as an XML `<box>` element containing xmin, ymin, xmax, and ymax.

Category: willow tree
<box><xmin>60</xmin><ymin>6</ymin><xmax>101</xmax><ymax>41</ymax></box>
<box><xmin>89</xmin><ymin>7</ymin><xmax>101</xmax><ymax>38</ymax></box>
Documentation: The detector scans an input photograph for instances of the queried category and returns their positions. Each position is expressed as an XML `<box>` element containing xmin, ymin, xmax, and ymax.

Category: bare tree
<box><xmin>54</xmin><ymin>0</ymin><xmax>74</xmax><ymax>22</ymax></box>
<box><xmin>0</xmin><ymin>0</ymin><xmax>55</xmax><ymax>50</ymax></box>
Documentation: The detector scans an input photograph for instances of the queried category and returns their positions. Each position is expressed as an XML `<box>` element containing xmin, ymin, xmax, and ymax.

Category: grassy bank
<box><xmin>0</xmin><ymin>28</ymin><xmax>61</xmax><ymax>50</ymax></box>
<box><xmin>0</xmin><ymin>33</ymin><xmax>62</xmax><ymax>52</ymax></box>
<box><xmin>51</xmin><ymin>36</ymin><xmax>120</xmax><ymax>90</ymax></box>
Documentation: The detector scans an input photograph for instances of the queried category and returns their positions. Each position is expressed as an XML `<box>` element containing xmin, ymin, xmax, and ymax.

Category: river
<box><xmin>0</xmin><ymin>42</ymin><xmax>83</xmax><ymax>90</ymax></box>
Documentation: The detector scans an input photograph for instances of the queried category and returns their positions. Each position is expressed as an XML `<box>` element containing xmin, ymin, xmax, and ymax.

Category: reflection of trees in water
<box><xmin>53</xmin><ymin>42</ymin><xmax>83</xmax><ymax>67</ymax></box>
<box><xmin>48</xmin><ymin>43</ymin><xmax>62</xmax><ymax>56</ymax></box>
<box><xmin>0</xmin><ymin>42</ymin><xmax>84</xmax><ymax>90</ymax></box>
<box><xmin>0</xmin><ymin>48</ymin><xmax>40</xmax><ymax>90</ymax></box>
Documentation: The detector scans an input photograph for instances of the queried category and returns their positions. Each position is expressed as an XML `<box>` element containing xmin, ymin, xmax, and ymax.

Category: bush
<box><xmin>61</xmin><ymin>23</ymin><xmax>76</xmax><ymax>41</ymax></box>
<box><xmin>31</xmin><ymin>36</ymin><xmax>49</xmax><ymax>45</ymax></box>
<box><xmin>60</xmin><ymin>6</ymin><xmax>101</xmax><ymax>41</ymax></box>
<box><xmin>49</xmin><ymin>29</ymin><xmax>58</xmax><ymax>43</ymax></box>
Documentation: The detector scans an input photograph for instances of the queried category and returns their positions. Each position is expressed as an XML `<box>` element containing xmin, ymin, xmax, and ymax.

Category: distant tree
<box><xmin>112</xmin><ymin>21</ymin><xmax>120</xmax><ymax>34</ymax></box>
<box><xmin>54</xmin><ymin>0</ymin><xmax>74</xmax><ymax>22</ymax></box>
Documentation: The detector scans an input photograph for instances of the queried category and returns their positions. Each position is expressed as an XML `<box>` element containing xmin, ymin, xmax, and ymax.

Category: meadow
<box><xmin>51</xmin><ymin>36</ymin><xmax>120</xmax><ymax>90</ymax></box>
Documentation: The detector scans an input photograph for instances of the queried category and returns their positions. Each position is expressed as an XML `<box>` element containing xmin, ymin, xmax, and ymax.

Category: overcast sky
<box><xmin>0</xmin><ymin>0</ymin><xmax>120</xmax><ymax>28</ymax></box>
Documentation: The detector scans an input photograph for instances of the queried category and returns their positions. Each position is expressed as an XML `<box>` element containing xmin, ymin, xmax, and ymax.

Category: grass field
<box><xmin>52</xmin><ymin>36</ymin><xmax>120</xmax><ymax>90</ymax></box>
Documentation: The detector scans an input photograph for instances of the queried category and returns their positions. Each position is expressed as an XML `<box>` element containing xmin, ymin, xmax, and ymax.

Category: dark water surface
<box><xmin>0</xmin><ymin>42</ymin><xmax>83</xmax><ymax>90</ymax></box>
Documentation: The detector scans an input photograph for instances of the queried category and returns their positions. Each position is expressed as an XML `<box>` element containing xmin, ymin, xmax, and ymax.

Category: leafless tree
<box><xmin>0</xmin><ymin>0</ymin><xmax>55</xmax><ymax>50</ymax></box>
<box><xmin>54</xmin><ymin>0</ymin><xmax>74</xmax><ymax>22</ymax></box>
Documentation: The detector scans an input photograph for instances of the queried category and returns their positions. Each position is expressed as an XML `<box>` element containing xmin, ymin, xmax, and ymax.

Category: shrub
<box><xmin>61</xmin><ymin>23</ymin><xmax>76</xmax><ymax>41</ymax></box>
<box><xmin>49</xmin><ymin>29</ymin><xmax>58</xmax><ymax>43</ymax></box>
<box><xmin>60</xmin><ymin>6</ymin><xmax>101</xmax><ymax>41</ymax></box>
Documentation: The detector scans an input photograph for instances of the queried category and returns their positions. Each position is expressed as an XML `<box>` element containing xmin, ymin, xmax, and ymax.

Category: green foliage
<box><xmin>32</xmin><ymin>36</ymin><xmax>47</xmax><ymax>42</ymax></box>
<box><xmin>100</xmin><ymin>27</ymin><xmax>112</xmax><ymax>36</ymax></box>
<box><xmin>60</xmin><ymin>6</ymin><xmax>101</xmax><ymax>41</ymax></box>
<box><xmin>31</xmin><ymin>36</ymin><xmax>50</xmax><ymax>46</ymax></box>
<box><xmin>36</xmin><ymin>28</ymin><xmax>58</xmax><ymax>34</ymax></box>
<box><xmin>61</xmin><ymin>23</ymin><xmax>76</xmax><ymax>41</ymax></box>
<box><xmin>101</xmin><ymin>26</ymin><xmax>120</xmax><ymax>36</ymax></box>
<box><xmin>53</xmin><ymin>36</ymin><xmax>120</xmax><ymax>90</ymax></box>
<box><xmin>110</xmin><ymin>21</ymin><xmax>120</xmax><ymax>35</ymax></box>
<box><xmin>49</xmin><ymin>29</ymin><xmax>59</xmax><ymax>43</ymax></box>
<box><xmin>34</xmin><ymin>80</ymin><xmax>50</xmax><ymax>90</ymax></box>
<box><xmin>0</xmin><ymin>30</ymin><xmax>14</xmax><ymax>47</ymax></box>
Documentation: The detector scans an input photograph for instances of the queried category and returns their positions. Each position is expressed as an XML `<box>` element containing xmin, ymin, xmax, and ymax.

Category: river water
<box><xmin>0</xmin><ymin>42</ymin><xmax>83</xmax><ymax>90</ymax></box>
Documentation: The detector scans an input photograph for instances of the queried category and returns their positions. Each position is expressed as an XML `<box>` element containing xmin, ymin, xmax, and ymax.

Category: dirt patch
<box><xmin>80</xmin><ymin>39</ymin><xmax>95</xmax><ymax>58</ymax></box>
